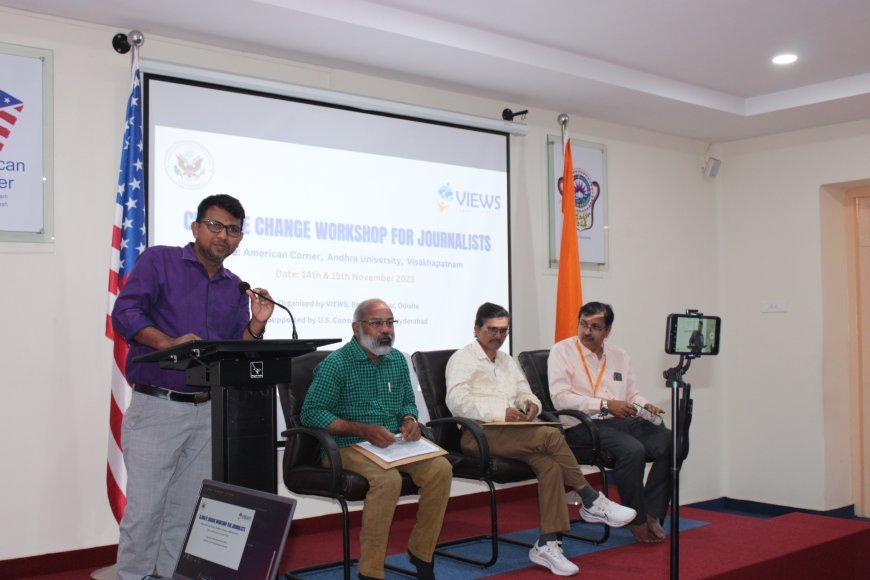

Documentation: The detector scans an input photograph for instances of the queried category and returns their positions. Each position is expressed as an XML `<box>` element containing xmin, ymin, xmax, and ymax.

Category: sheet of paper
<box><xmin>356</xmin><ymin>434</ymin><xmax>441</xmax><ymax>463</ymax></box>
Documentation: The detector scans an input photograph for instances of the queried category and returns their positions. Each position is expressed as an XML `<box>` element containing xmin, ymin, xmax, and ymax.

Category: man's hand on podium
<box><xmin>169</xmin><ymin>333</ymin><xmax>203</xmax><ymax>347</ymax></box>
<box><xmin>132</xmin><ymin>326</ymin><xmax>202</xmax><ymax>351</ymax></box>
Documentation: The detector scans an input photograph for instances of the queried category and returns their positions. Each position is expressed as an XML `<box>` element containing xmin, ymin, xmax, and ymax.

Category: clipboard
<box><xmin>352</xmin><ymin>436</ymin><xmax>448</xmax><ymax>469</ymax></box>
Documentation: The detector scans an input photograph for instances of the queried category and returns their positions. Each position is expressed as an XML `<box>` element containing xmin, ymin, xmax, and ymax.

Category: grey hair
<box><xmin>353</xmin><ymin>298</ymin><xmax>388</xmax><ymax>322</ymax></box>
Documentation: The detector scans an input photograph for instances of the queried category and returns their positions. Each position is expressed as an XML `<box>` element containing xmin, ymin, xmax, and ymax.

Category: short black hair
<box><xmin>196</xmin><ymin>194</ymin><xmax>246</xmax><ymax>226</ymax></box>
<box><xmin>475</xmin><ymin>302</ymin><xmax>510</xmax><ymax>327</ymax></box>
<box><xmin>578</xmin><ymin>301</ymin><xmax>614</xmax><ymax>327</ymax></box>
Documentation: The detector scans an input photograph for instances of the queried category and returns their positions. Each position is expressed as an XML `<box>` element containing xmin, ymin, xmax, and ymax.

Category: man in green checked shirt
<box><xmin>301</xmin><ymin>298</ymin><xmax>452</xmax><ymax>580</ymax></box>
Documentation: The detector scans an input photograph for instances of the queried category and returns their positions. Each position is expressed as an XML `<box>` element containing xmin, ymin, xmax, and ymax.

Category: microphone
<box><xmin>239</xmin><ymin>282</ymin><xmax>298</xmax><ymax>340</ymax></box>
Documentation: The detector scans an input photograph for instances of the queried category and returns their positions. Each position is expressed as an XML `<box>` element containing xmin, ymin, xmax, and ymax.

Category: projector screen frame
<box><xmin>142</xmin><ymin>71</ymin><xmax>515</xmax><ymax>354</ymax></box>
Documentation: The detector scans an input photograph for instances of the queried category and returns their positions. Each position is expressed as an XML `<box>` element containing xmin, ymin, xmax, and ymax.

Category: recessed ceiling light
<box><xmin>772</xmin><ymin>53</ymin><xmax>798</xmax><ymax>65</ymax></box>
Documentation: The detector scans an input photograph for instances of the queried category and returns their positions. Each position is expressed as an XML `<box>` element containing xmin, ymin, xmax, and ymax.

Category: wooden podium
<box><xmin>134</xmin><ymin>338</ymin><xmax>340</xmax><ymax>492</ymax></box>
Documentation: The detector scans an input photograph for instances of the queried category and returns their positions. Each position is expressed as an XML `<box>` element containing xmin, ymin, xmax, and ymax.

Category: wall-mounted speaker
<box><xmin>703</xmin><ymin>157</ymin><xmax>721</xmax><ymax>178</ymax></box>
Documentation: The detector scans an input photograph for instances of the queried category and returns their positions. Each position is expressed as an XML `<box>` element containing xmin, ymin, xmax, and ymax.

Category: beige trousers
<box><xmin>461</xmin><ymin>425</ymin><xmax>587</xmax><ymax>535</ymax></box>
<box><xmin>334</xmin><ymin>447</ymin><xmax>452</xmax><ymax>578</ymax></box>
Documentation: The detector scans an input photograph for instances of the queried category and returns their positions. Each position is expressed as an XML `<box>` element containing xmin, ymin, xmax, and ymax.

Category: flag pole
<box><xmin>106</xmin><ymin>29</ymin><xmax>146</xmax><ymax>527</ymax></box>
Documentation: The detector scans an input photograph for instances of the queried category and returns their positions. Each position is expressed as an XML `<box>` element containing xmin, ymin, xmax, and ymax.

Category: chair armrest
<box><xmin>539</xmin><ymin>411</ymin><xmax>571</xmax><ymax>438</ymax></box>
<box><xmin>546</xmin><ymin>409</ymin><xmax>602</xmax><ymax>452</ymax></box>
<box><xmin>539</xmin><ymin>410</ymin><xmax>562</xmax><ymax>427</ymax></box>
<box><xmin>425</xmin><ymin>416</ymin><xmax>492</xmax><ymax>478</ymax></box>
<box><xmin>419</xmin><ymin>423</ymin><xmax>435</xmax><ymax>441</ymax></box>
<box><xmin>282</xmin><ymin>426</ymin><xmax>344</xmax><ymax>496</ymax></box>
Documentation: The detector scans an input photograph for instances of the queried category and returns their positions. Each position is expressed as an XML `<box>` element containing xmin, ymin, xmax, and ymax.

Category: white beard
<box><xmin>359</xmin><ymin>331</ymin><xmax>393</xmax><ymax>356</ymax></box>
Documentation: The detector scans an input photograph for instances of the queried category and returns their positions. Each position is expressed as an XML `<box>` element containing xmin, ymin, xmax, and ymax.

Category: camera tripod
<box><xmin>662</xmin><ymin>355</ymin><xmax>695</xmax><ymax>580</ymax></box>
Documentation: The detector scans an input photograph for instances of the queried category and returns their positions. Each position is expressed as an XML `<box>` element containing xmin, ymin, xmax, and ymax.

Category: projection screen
<box><xmin>144</xmin><ymin>75</ymin><xmax>511</xmax><ymax>353</ymax></box>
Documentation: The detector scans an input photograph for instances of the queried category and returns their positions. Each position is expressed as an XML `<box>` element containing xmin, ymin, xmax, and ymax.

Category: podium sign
<box><xmin>135</xmin><ymin>338</ymin><xmax>340</xmax><ymax>492</ymax></box>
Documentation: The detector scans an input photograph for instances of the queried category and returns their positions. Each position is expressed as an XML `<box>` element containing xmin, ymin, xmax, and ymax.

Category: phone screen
<box><xmin>665</xmin><ymin>314</ymin><xmax>721</xmax><ymax>355</ymax></box>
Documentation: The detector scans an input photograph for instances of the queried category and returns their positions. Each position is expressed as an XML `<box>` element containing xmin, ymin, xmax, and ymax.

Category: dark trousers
<box><xmin>565</xmin><ymin>417</ymin><xmax>671</xmax><ymax>525</ymax></box>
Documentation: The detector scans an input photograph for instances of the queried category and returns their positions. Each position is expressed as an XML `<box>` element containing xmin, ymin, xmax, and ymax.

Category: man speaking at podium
<box><xmin>111</xmin><ymin>194</ymin><xmax>275</xmax><ymax>580</ymax></box>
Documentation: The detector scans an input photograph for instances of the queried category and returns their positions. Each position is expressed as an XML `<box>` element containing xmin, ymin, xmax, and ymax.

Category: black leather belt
<box><xmin>134</xmin><ymin>384</ymin><xmax>210</xmax><ymax>404</ymax></box>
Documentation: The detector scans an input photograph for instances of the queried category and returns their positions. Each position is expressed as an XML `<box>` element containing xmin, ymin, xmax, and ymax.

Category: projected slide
<box><xmin>146</xmin><ymin>77</ymin><xmax>510</xmax><ymax>351</ymax></box>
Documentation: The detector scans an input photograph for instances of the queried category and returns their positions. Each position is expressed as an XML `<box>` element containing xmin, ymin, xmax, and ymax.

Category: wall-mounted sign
<box><xmin>0</xmin><ymin>43</ymin><xmax>53</xmax><ymax>243</ymax></box>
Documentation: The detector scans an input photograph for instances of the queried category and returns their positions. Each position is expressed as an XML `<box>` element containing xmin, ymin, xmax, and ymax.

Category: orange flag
<box><xmin>555</xmin><ymin>138</ymin><xmax>583</xmax><ymax>342</ymax></box>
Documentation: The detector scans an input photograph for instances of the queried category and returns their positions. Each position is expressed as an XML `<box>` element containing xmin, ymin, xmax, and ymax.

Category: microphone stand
<box><xmin>662</xmin><ymin>355</ymin><xmax>695</xmax><ymax>580</ymax></box>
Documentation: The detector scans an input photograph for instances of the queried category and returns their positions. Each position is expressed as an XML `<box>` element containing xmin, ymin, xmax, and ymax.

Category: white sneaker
<box><xmin>529</xmin><ymin>540</ymin><xmax>580</xmax><ymax>576</ymax></box>
<box><xmin>580</xmin><ymin>494</ymin><xmax>637</xmax><ymax>527</ymax></box>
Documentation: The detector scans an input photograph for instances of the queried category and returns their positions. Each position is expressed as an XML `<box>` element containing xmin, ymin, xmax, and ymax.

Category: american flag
<box><xmin>0</xmin><ymin>88</ymin><xmax>24</xmax><ymax>152</ymax></box>
<box><xmin>105</xmin><ymin>49</ymin><xmax>146</xmax><ymax>523</ymax></box>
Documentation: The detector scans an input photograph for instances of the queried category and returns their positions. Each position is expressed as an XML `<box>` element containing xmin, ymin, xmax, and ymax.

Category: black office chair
<box><xmin>278</xmin><ymin>350</ymin><xmax>418</xmax><ymax>580</ymax></box>
<box><xmin>411</xmin><ymin>349</ymin><xmax>538</xmax><ymax>568</ymax></box>
<box><xmin>518</xmin><ymin>349</ymin><xmax>694</xmax><ymax>543</ymax></box>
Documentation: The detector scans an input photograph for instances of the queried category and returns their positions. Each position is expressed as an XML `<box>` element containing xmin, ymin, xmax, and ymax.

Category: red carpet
<box><xmin>489</xmin><ymin>507</ymin><xmax>870</xmax><ymax>579</ymax></box>
<box><xmin>5</xmin><ymin>483</ymin><xmax>868</xmax><ymax>579</ymax></box>
<box><xmin>281</xmin><ymin>483</ymin><xmax>870</xmax><ymax>579</ymax></box>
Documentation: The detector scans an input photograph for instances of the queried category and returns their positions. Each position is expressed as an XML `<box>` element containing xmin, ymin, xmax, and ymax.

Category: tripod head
<box><xmin>663</xmin><ymin>354</ymin><xmax>694</xmax><ymax>384</ymax></box>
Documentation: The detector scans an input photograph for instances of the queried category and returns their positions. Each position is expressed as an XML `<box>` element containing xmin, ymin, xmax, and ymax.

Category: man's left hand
<box><xmin>400</xmin><ymin>416</ymin><xmax>421</xmax><ymax>441</ymax></box>
<box><xmin>643</xmin><ymin>403</ymin><xmax>664</xmax><ymax>415</ymax></box>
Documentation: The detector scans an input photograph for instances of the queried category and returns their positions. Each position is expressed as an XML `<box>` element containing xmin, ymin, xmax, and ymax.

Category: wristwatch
<box><xmin>600</xmin><ymin>399</ymin><xmax>609</xmax><ymax>417</ymax></box>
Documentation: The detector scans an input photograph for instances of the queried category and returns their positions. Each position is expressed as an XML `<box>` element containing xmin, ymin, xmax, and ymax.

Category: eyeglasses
<box><xmin>579</xmin><ymin>320</ymin><xmax>608</xmax><ymax>332</ymax></box>
<box><xmin>359</xmin><ymin>319</ymin><xmax>398</xmax><ymax>328</ymax></box>
<box><xmin>483</xmin><ymin>326</ymin><xmax>510</xmax><ymax>337</ymax></box>
<box><xmin>198</xmin><ymin>218</ymin><xmax>243</xmax><ymax>238</ymax></box>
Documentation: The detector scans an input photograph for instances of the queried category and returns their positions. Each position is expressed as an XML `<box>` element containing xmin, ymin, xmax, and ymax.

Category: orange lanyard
<box><xmin>576</xmin><ymin>339</ymin><xmax>606</xmax><ymax>396</ymax></box>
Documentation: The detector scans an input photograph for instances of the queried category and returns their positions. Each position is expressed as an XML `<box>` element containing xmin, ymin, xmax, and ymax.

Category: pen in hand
<box><xmin>506</xmin><ymin>401</ymin><xmax>534</xmax><ymax>422</ymax></box>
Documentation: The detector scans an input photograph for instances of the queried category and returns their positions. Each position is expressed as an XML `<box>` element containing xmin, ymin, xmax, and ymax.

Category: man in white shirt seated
<box><xmin>446</xmin><ymin>302</ymin><xmax>635</xmax><ymax>576</ymax></box>
<box><xmin>548</xmin><ymin>301</ymin><xmax>671</xmax><ymax>543</ymax></box>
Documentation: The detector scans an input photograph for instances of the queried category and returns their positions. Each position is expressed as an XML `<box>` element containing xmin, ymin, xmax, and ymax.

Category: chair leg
<box><xmin>283</xmin><ymin>499</ymin><xmax>355</xmax><ymax>580</ymax></box>
<box><xmin>561</xmin><ymin>466</ymin><xmax>611</xmax><ymax>545</ymax></box>
<box><xmin>433</xmin><ymin>479</ymin><xmax>533</xmax><ymax>568</ymax></box>
<box><xmin>283</xmin><ymin>498</ymin><xmax>416</xmax><ymax>579</ymax></box>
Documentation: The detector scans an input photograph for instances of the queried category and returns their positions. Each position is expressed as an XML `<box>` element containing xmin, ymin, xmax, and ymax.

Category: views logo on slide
<box><xmin>165</xmin><ymin>140</ymin><xmax>214</xmax><ymax>190</ymax></box>
<box><xmin>435</xmin><ymin>182</ymin><xmax>502</xmax><ymax>214</ymax></box>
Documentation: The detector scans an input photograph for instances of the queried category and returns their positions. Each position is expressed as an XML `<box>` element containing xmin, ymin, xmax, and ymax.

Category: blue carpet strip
<box><xmin>686</xmin><ymin>497</ymin><xmax>869</xmax><ymax>521</ymax></box>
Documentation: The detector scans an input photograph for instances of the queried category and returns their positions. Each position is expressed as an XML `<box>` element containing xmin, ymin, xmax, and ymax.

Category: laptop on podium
<box><xmin>172</xmin><ymin>479</ymin><xmax>296</xmax><ymax>580</ymax></box>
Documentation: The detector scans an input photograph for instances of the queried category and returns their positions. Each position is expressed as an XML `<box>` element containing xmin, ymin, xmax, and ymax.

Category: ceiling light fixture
<box><xmin>772</xmin><ymin>53</ymin><xmax>798</xmax><ymax>65</ymax></box>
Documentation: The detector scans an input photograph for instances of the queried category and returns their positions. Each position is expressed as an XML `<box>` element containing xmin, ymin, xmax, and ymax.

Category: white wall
<box><xmin>715</xmin><ymin>127</ymin><xmax>870</xmax><ymax>509</ymax></box>
<box><xmin>0</xmin><ymin>6</ymin><xmax>862</xmax><ymax>561</ymax></box>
